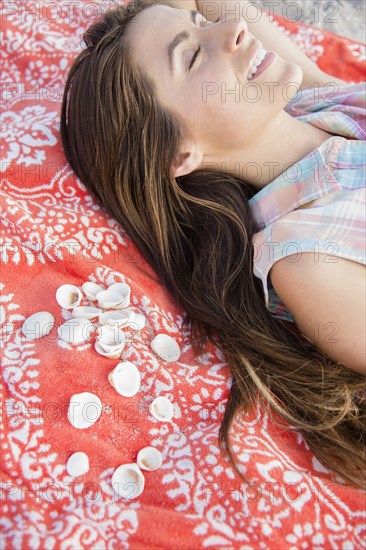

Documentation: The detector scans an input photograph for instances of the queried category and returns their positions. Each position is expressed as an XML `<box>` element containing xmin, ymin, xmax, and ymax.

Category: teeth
<box><xmin>247</xmin><ymin>48</ymin><xmax>267</xmax><ymax>80</ymax></box>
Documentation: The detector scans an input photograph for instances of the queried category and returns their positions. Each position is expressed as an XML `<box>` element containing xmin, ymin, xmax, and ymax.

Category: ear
<box><xmin>172</xmin><ymin>148</ymin><xmax>203</xmax><ymax>178</ymax></box>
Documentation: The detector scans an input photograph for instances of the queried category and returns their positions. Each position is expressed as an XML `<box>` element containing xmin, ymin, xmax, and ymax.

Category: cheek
<box><xmin>199</xmin><ymin>104</ymin><xmax>245</xmax><ymax>145</ymax></box>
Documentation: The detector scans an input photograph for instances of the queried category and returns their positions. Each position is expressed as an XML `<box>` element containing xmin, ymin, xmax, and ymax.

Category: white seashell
<box><xmin>56</xmin><ymin>284</ymin><xmax>82</xmax><ymax>309</ymax></box>
<box><xmin>136</xmin><ymin>447</ymin><xmax>163</xmax><ymax>471</ymax></box>
<box><xmin>58</xmin><ymin>317</ymin><xmax>95</xmax><ymax>344</ymax></box>
<box><xmin>149</xmin><ymin>396</ymin><xmax>174</xmax><ymax>421</ymax></box>
<box><xmin>82</xmin><ymin>282</ymin><xmax>105</xmax><ymax>301</ymax></box>
<box><xmin>94</xmin><ymin>341</ymin><xmax>124</xmax><ymax>359</ymax></box>
<box><xmin>95</xmin><ymin>290</ymin><xmax>125</xmax><ymax>309</ymax></box>
<box><xmin>66</xmin><ymin>452</ymin><xmax>89</xmax><ymax>477</ymax></box>
<box><xmin>107</xmin><ymin>283</ymin><xmax>131</xmax><ymax>308</ymax></box>
<box><xmin>98</xmin><ymin>309</ymin><xmax>135</xmax><ymax>327</ymax></box>
<box><xmin>97</xmin><ymin>325</ymin><xmax>126</xmax><ymax>353</ymax></box>
<box><xmin>21</xmin><ymin>311</ymin><xmax>54</xmax><ymax>340</ymax></box>
<box><xmin>67</xmin><ymin>392</ymin><xmax>102</xmax><ymax>429</ymax></box>
<box><xmin>151</xmin><ymin>334</ymin><xmax>180</xmax><ymax>362</ymax></box>
<box><xmin>72</xmin><ymin>306</ymin><xmax>101</xmax><ymax>319</ymax></box>
<box><xmin>108</xmin><ymin>361</ymin><xmax>141</xmax><ymax>397</ymax></box>
<box><xmin>128</xmin><ymin>313</ymin><xmax>145</xmax><ymax>331</ymax></box>
<box><xmin>112</xmin><ymin>463</ymin><xmax>145</xmax><ymax>499</ymax></box>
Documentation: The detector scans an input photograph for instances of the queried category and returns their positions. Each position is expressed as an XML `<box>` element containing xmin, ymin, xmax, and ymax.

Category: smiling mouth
<box><xmin>247</xmin><ymin>48</ymin><xmax>268</xmax><ymax>80</ymax></box>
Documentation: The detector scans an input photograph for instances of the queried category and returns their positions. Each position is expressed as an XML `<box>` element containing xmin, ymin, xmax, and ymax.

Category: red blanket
<box><xmin>1</xmin><ymin>1</ymin><xmax>365</xmax><ymax>548</ymax></box>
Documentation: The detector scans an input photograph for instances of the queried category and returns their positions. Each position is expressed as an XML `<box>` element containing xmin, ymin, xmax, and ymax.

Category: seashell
<box><xmin>82</xmin><ymin>282</ymin><xmax>105</xmax><ymax>301</ymax></box>
<box><xmin>66</xmin><ymin>452</ymin><xmax>89</xmax><ymax>477</ymax></box>
<box><xmin>94</xmin><ymin>341</ymin><xmax>124</xmax><ymax>359</ymax></box>
<box><xmin>107</xmin><ymin>283</ymin><xmax>131</xmax><ymax>308</ymax></box>
<box><xmin>56</xmin><ymin>284</ymin><xmax>82</xmax><ymax>309</ymax></box>
<box><xmin>136</xmin><ymin>447</ymin><xmax>163</xmax><ymax>471</ymax></box>
<box><xmin>108</xmin><ymin>361</ymin><xmax>141</xmax><ymax>397</ymax></box>
<box><xmin>58</xmin><ymin>317</ymin><xmax>95</xmax><ymax>344</ymax></box>
<box><xmin>72</xmin><ymin>306</ymin><xmax>101</xmax><ymax>320</ymax></box>
<box><xmin>151</xmin><ymin>334</ymin><xmax>180</xmax><ymax>362</ymax></box>
<box><xmin>128</xmin><ymin>313</ymin><xmax>145</xmax><ymax>331</ymax></box>
<box><xmin>21</xmin><ymin>311</ymin><xmax>54</xmax><ymax>340</ymax></box>
<box><xmin>96</xmin><ymin>325</ymin><xmax>126</xmax><ymax>353</ymax></box>
<box><xmin>149</xmin><ymin>396</ymin><xmax>174</xmax><ymax>421</ymax></box>
<box><xmin>67</xmin><ymin>392</ymin><xmax>102</xmax><ymax>429</ymax></box>
<box><xmin>98</xmin><ymin>309</ymin><xmax>135</xmax><ymax>327</ymax></box>
<box><xmin>112</xmin><ymin>463</ymin><xmax>145</xmax><ymax>499</ymax></box>
<box><xmin>95</xmin><ymin>290</ymin><xmax>125</xmax><ymax>309</ymax></box>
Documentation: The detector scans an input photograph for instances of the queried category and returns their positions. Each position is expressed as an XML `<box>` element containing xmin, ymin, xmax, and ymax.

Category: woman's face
<box><xmin>125</xmin><ymin>4</ymin><xmax>303</xmax><ymax>172</ymax></box>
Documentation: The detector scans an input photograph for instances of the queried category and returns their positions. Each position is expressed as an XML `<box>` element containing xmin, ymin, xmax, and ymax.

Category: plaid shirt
<box><xmin>249</xmin><ymin>82</ymin><xmax>366</xmax><ymax>323</ymax></box>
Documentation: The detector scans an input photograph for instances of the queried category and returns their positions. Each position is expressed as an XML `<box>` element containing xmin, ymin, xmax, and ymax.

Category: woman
<box><xmin>60</xmin><ymin>0</ymin><xmax>366</xmax><ymax>489</ymax></box>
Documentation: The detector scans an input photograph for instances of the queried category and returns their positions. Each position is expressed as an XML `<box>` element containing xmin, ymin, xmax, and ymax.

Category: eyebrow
<box><xmin>168</xmin><ymin>10</ymin><xmax>198</xmax><ymax>74</ymax></box>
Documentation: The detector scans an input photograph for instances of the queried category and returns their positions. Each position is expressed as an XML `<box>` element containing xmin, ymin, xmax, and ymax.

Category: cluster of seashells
<box><xmin>66</xmin><ymin>442</ymin><xmax>163</xmax><ymax>500</ymax></box>
<box><xmin>21</xmin><ymin>279</ymin><xmax>181</xmax><ymax>499</ymax></box>
<box><xmin>65</xmin><ymin>389</ymin><xmax>171</xmax><ymax>497</ymax></box>
<box><xmin>56</xmin><ymin>282</ymin><xmax>144</xmax><ymax>356</ymax></box>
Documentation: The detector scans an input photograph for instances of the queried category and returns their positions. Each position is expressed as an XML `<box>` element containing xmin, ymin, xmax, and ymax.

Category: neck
<box><xmin>205</xmin><ymin>111</ymin><xmax>334</xmax><ymax>190</ymax></box>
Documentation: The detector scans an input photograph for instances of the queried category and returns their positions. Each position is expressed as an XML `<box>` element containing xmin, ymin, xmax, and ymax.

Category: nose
<box><xmin>227</xmin><ymin>17</ymin><xmax>247</xmax><ymax>53</ymax></box>
<box><xmin>210</xmin><ymin>16</ymin><xmax>247</xmax><ymax>54</ymax></box>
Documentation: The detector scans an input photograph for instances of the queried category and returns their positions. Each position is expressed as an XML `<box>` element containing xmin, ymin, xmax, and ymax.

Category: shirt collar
<box><xmin>249</xmin><ymin>136</ymin><xmax>345</xmax><ymax>229</ymax></box>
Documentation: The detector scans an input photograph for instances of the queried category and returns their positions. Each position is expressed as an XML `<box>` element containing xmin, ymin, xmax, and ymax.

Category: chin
<box><xmin>283</xmin><ymin>63</ymin><xmax>303</xmax><ymax>99</ymax></box>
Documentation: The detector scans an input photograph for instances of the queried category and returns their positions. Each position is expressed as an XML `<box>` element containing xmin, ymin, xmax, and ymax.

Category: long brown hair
<box><xmin>60</xmin><ymin>0</ymin><xmax>365</xmax><ymax>489</ymax></box>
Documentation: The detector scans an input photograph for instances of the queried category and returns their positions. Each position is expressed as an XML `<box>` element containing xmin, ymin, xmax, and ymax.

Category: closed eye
<box><xmin>188</xmin><ymin>46</ymin><xmax>201</xmax><ymax>71</ymax></box>
<box><xmin>187</xmin><ymin>16</ymin><xmax>220</xmax><ymax>72</ymax></box>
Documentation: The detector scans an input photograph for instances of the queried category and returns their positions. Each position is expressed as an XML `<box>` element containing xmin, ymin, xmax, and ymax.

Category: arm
<box><xmin>270</xmin><ymin>254</ymin><xmax>366</xmax><ymax>376</ymax></box>
<box><xmin>196</xmin><ymin>0</ymin><xmax>348</xmax><ymax>90</ymax></box>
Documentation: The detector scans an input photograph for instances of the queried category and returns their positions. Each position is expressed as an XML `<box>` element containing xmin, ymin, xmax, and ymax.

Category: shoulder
<box><xmin>270</xmin><ymin>253</ymin><xmax>366</xmax><ymax>375</ymax></box>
